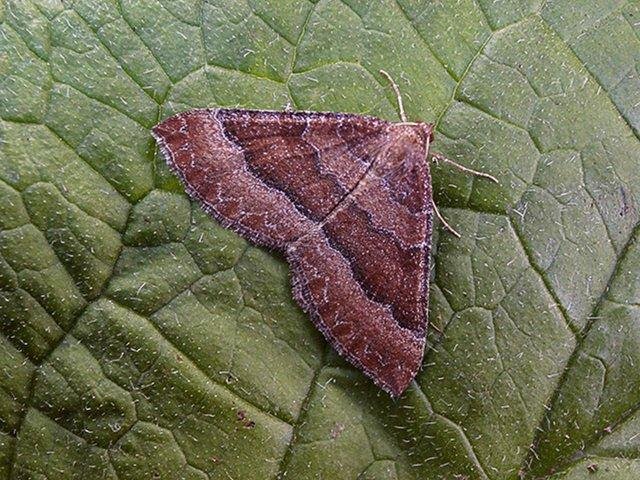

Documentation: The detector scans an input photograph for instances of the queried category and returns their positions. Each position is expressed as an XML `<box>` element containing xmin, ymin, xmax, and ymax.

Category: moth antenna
<box><xmin>379</xmin><ymin>70</ymin><xmax>407</xmax><ymax>122</ymax></box>
<box><xmin>432</xmin><ymin>200</ymin><xmax>461</xmax><ymax>238</ymax></box>
<box><xmin>430</xmin><ymin>152</ymin><xmax>499</xmax><ymax>184</ymax></box>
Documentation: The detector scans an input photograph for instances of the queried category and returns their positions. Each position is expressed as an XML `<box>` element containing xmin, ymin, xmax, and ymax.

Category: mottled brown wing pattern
<box><xmin>288</xmin><ymin>126</ymin><xmax>433</xmax><ymax>395</ymax></box>
<box><xmin>152</xmin><ymin>108</ymin><xmax>434</xmax><ymax>397</ymax></box>
<box><xmin>217</xmin><ymin>109</ymin><xmax>390</xmax><ymax>221</ymax></box>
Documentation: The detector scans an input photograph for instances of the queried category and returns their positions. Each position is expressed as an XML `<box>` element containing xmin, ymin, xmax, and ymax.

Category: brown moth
<box><xmin>152</xmin><ymin>71</ymin><xmax>496</xmax><ymax>397</ymax></box>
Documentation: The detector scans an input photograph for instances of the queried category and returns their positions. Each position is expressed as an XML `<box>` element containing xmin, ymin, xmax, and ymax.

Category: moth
<box><xmin>152</xmin><ymin>71</ymin><xmax>497</xmax><ymax>397</ymax></box>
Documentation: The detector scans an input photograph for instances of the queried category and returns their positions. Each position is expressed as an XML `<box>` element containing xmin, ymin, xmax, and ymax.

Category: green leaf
<box><xmin>1</xmin><ymin>1</ymin><xmax>639</xmax><ymax>478</ymax></box>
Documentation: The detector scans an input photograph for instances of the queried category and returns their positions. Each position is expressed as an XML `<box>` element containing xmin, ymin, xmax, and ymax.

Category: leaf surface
<box><xmin>1</xmin><ymin>1</ymin><xmax>639</xmax><ymax>479</ymax></box>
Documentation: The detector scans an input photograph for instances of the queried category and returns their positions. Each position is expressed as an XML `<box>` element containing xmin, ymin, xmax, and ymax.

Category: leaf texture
<box><xmin>1</xmin><ymin>1</ymin><xmax>639</xmax><ymax>479</ymax></box>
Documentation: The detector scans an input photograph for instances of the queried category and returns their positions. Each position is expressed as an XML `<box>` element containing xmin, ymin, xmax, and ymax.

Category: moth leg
<box><xmin>431</xmin><ymin>200</ymin><xmax>461</xmax><ymax>238</ymax></box>
<box><xmin>379</xmin><ymin>70</ymin><xmax>407</xmax><ymax>122</ymax></box>
<box><xmin>429</xmin><ymin>322</ymin><xmax>443</xmax><ymax>334</ymax></box>
<box><xmin>429</xmin><ymin>152</ymin><xmax>498</xmax><ymax>237</ymax></box>
<box><xmin>430</xmin><ymin>152</ymin><xmax>499</xmax><ymax>184</ymax></box>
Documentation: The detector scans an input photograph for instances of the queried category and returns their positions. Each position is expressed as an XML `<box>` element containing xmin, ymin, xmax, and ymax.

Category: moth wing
<box><xmin>152</xmin><ymin>108</ymin><xmax>389</xmax><ymax>249</ymax></box>
<box><xmin>153</xmin><ymin>109</ymin><xmax>433</xmax><ymax>396</ymax></box>
<box><xmin>287</xmin><ymin>130</ymin><xmax>433</xmax><ymax>396</ymax></box>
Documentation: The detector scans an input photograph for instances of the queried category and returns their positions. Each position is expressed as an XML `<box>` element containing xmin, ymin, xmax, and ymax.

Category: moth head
<box><xmin>387</xmin><ymin>121</ymin><xmax>434</xmax><ymax>147</ymax></box>
<box><xmin>379</xmin><ymin>122</ymin><xmax>433</xmax><ymax>182</ymax></box>
<box><xmin>419</xmin><ymin>122</ymin><xmax>435</xmax><ymax>145</ymax></box>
